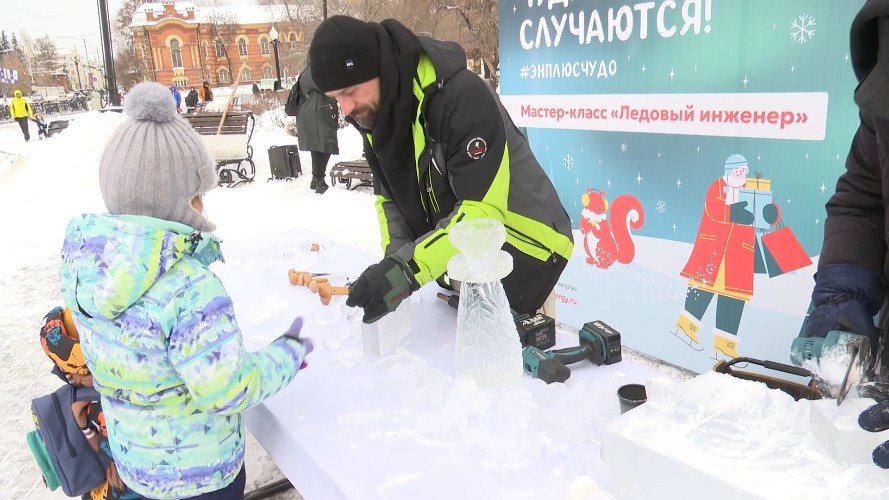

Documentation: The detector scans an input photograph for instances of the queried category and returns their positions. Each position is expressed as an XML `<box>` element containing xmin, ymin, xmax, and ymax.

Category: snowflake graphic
<box><xmin>790</xmin><ymin>14</ymin><xmax>816</xmax><ymax>44</ymax></box>
<box><xmin>656</xmin><ymin>200</ymin><xmax>666</xmax><ymax>213</ymax></box>
<box><xmin>563</xmin><ymin>154</ymin><xmax>574</xmax><ymax>170</ymax></box>
<box><xmin>620</xmin><ymin>143</ymin><xmax>628</xmax><ymax>152</ymax></box>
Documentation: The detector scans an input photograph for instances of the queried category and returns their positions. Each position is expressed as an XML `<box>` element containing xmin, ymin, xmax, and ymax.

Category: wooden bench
<box><xmin>183</xmin><ymin>111</ymin><xmax>256</xmax><ymax>187</ymax></box>
<box><xmin>329</xmin><ymin>158</ymin><xmax>373</xmax><ymax>190</ymax></box>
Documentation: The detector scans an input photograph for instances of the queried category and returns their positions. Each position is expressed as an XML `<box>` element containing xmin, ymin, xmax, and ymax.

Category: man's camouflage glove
<box><xmin>346</xmin><ymin>255</ymin><xmax>419</xmax><ymax>324</ymax></box>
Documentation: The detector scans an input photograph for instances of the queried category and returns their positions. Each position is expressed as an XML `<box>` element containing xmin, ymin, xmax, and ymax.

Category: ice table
<box><xmin>212</xmin><ymin>230</ymin><xmax>668</xmax><ymax>500</ymax></box>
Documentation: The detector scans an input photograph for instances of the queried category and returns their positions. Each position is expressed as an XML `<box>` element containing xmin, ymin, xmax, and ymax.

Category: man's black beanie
<box><xmin>308</xmin><ymin>16</ymin><xmax>381</xmax><ymax>93</ymax></box>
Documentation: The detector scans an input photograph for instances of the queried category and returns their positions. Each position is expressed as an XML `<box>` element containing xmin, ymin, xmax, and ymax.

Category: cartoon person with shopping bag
<box><xmin>671</xmin><ymin>154</ymin><xmax>807</xmax><ymax>359</ymax></box>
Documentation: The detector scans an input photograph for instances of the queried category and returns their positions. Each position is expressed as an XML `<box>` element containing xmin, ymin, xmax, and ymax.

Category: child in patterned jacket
<box><xmin>58</xmin><ymin>82</ymin><xmax>312</xmax><ymax>500</ymax></box>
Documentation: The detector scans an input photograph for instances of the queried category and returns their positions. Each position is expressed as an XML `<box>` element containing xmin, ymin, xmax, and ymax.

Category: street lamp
<box><xmin>74</xmin><ymin>55</ymin><xmax>83</xmax><ymax>91</ymax></box>
<box><xmin>269</xmin><ymin>25</ymin><xmax>282</xmax><ymax>91</ymax></box>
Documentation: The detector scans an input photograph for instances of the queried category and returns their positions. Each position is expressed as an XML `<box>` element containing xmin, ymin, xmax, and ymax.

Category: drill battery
<box><xmin>582</xmin><ymin>320</ymin><xmax>622</xmax><ymax>365</ymax></box>
<box><xmin>515</xmin><ymin>313</ymin><xmax>556</xmax><ymax>351</ymax></box>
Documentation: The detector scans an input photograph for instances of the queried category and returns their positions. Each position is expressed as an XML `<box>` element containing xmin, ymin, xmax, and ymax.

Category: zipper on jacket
<box><xmin>506</xmin><ymin>226</ymin><xmax>556</xmax><ymax>261</ymax></box>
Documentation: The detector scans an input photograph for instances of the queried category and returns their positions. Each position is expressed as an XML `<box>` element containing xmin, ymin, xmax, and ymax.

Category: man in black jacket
<box><xmin>307</xmin><ymin>16</ymin><xmax>574</xmax><ymax>324</ymax></box>
<box><xmin>801</xmin><ymin>0</ymin><xmax>889</xmax><ymax>468</ymax></box>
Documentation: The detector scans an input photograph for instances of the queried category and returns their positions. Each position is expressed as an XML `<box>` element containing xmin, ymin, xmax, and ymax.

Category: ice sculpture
<box><xmin>448</xmin><ymin>219</ymin><xmax>523</xmax><ymax>387</ymax></box>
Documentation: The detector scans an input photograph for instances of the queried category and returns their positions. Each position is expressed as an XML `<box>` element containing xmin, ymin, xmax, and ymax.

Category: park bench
<box><xmin>183</xmin><ymin>111</ymin><xmax>255</xmax><ymax>187</ymax></box>
<box><xmin>329</xmin><ymin>158</ymin><xmax>373</xmax><ymax>190</ymax></box>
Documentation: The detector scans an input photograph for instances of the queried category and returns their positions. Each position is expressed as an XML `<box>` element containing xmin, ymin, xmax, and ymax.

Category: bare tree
<box><xmin>204</xmin><ymin>10</ymin><xmax>240</xmax><ymax>81</ymax></box>
<box><xmin>113</xmin><ymin>0</ymin><xmax>147</xmax><ymax>88</ymax></box>
<box><xmin>33</xmin><ymin>36</ymin><xmax>58</xmax><ymax>75</ymax></box>
<box><xmin>444</xmin><ymin>0</ymin><xmax>499</xmax><ymax>86</ymax></box>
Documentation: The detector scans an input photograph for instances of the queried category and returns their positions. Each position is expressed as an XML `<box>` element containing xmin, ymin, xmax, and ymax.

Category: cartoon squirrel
<box><xmin>579</xmin><ymin>188</ymin><xmax>645</xmax><ymax>269</ymax></box>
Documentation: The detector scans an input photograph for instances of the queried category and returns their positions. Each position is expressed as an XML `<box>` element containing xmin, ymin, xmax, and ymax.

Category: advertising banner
<box><xmin>499</xmin><ymin>0</ymin><xmax>865</xmax><ymax>373</ymax></box>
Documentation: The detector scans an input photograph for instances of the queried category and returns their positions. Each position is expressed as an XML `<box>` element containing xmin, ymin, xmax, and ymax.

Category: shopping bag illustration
<box><xmin>761</xmin><ymin>225</ymin><xmax>812</xmax><ymax>277</ymax></box>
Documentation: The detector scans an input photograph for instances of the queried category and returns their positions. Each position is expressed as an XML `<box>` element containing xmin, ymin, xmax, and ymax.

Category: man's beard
<box><xmin>351</xmin><ymin>104</ymin><xmax>378</xmax><ymax>129</ymax></box>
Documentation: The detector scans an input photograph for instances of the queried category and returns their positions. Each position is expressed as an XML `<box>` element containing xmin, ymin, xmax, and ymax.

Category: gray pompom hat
<box><xmin>99</xmin><ymin>82</ymin><xmax>218</xmax><ymax>232</ymax></box>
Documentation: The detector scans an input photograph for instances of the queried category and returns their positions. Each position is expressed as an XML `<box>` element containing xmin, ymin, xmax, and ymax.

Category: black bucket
<box><xmin>617</xmin><ymin>383</ymin><xmax>647</xmax><ymax>414</ymax></box>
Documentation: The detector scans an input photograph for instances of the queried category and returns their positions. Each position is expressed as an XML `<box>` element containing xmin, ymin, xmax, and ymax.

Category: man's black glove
<box><xmin>728</xmin><ymin>201</ymin><xmax>755</xmax><ymax>225</ymax></box>
<box><xmin>346</xmin><ymin>255</ymin><xmax>419</xmax><ymax>324</ymax></box>
<box><xmin>804</xmin><ymin>264</ymin><xmax>883</xmax><ymax>352</ymax></box>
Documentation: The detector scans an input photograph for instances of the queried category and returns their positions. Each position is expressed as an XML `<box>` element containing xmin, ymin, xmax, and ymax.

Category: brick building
<box><xmin>129</xmin><ymin>1</ymin><xmax>304</xmax><ymax>88</ymax></box>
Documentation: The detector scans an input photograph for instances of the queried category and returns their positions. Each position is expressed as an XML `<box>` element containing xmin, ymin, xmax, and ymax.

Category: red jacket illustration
<box><xmin>680</xmin><ymin>178</ymin><xmax>755</xmax><ymax>298</ymax></box>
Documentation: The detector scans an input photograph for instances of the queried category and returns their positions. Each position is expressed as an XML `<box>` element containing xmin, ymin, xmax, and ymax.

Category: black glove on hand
<box><xmin>346</xmin><ymin>255</ymin><xmax>419</xmax><ymax>324</ymax></box>
<box><xmin>728</xmin><ymin>201</ymin><xmax>755</xmax><ymax>225</ymax></box>
<box><xmin>804</xmin><ymin>265</ymin><xmax>882</xmax><ymax>351</ymax></box>
<box><xmin>859</xmin><ymin>401</ymin><xmax>889</xmax><ymax>468</ymax></box>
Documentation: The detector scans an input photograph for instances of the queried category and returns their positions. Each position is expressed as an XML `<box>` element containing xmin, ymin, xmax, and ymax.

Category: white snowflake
<box><xmin>563</xmin><ymin>154</ymin><xmax>574</xmax><ymax>170</ymax></box>
<box><xmin>656</xmin><ymin>200</ymin><xmax>666</xmax><ymax>213</ymax></box>
<box><xmin>790</xmin><ymin>14</ymin><xmax>816</xmax><ymax>44</ymax></box>
<box><xmin>620</xmin><ymin>143</ymin><xmax>628</xmax><ymax>152</ymax></box>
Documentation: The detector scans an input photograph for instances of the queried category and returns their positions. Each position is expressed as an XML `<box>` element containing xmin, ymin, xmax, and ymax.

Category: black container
<box><xmin>268</xmin><ymin>145</ymin><xmax>301</xmax><ymax>180</ymax></box>
<box><xmin>617</xmin><ymin>384</ymin><xmax>647</xmax><ymax>414</ymax></box>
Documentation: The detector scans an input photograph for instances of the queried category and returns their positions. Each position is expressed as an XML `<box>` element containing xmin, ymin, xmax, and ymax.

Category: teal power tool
<box><xmin>790</xmin><ymin>329</ymin><xmax>871</xmax><ymax>405</ymax></box>
<box><xmin>523</xmin><ymin>321</ymin><xmax>622</xmax><ymax>384</ymax></box>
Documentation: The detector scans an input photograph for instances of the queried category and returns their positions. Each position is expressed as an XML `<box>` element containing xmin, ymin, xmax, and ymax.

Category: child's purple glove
<box><xmin>282</xmin><ymin>317</ymin><xmax>313</xmax><ymax>369</ymax></box>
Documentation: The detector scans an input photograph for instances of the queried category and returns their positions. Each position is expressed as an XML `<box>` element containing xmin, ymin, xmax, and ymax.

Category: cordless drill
<box><xmin>523</xmin><ymin>321</ymin><xmax>622</xmax><ymax>384</ymax></box>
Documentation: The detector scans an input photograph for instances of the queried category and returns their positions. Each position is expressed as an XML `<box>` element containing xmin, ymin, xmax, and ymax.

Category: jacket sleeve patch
<box><xmin>466</xmin><ymin>137</ymin><xmax>488</xmax><ymax>160</ymax></box>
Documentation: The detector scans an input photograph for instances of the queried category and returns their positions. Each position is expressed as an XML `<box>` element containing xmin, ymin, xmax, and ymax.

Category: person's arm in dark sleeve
<box><xmin>820</xmin><ymin>111</ymin><xmax>887</xmax><ymax>271</ymax></box>
<box><xmin>366</xmin><ymin>133</ymin><xmax>415</xmax><ymax>255</ymax></box>
<box><xmin>394</xmin><ymin>74</ymin><xmax>510</xmax><ymax>285</ymax></box>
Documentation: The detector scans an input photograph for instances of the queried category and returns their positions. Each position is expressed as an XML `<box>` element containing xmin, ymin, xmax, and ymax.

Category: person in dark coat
<box><xmin>799</xmin><ymin>0</ymin><xmax>889</xmax><ymax>469</ymax></box>
<box><xmin>184</xmin><ymin>87</ymin><xmax>199</xmax><ymax>112</ymax></box>
<box><xmin>293</xmin><ymin>67</ymin><xmax>339</xmax><ymax>194</ymax></box>
<box><xmin>307</xmin><ymin>16</ymin><xmax>573</xmax><ymax>323</ymax></box>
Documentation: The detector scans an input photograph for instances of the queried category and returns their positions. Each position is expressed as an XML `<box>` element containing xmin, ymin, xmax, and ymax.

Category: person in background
<box><xmin>200</xmin><ymin>81</ymin><xmax>214</xmax><ymax>102</ymax></box>
<box><xmin>10</xmin><ymin>89</ymin><xmax>33</xmax><ymax>141</ymax></box>
<box><xmin>252</xmin><ymin>82</ymin><xmax>261</xmax><ymax>97</ymax></box>
<box><xmin>308</xmin><ymin>16</ymin><xmax>574</xmax><ymax>324</ymax></box>
<box><xmin>169</xmin><ymin>84</ymin><xmax>181</xmax><ymax>113</ymax></box>
<box><xmin>59</xmin><ymin>82</ymin><xmax>313</xmax><ymax>499</ymax></box>
<box><xmin>293</xmin><ymin>67</ymin><xmax>339</xmax><ymax>194</ymax></box>
<box><xmin>798</xmin><ymin>0</ymin><xmax>889</xmax><ymax>469</ymax></box>
<box><xmin>32</xmin><ymin>112</ymin><xmax>49</xmax><ymax>139</ymax></box>
<box><xmin>184</xmin><ymin>87</ymin><xmax>199</xmax><ymax>113</ymax></box>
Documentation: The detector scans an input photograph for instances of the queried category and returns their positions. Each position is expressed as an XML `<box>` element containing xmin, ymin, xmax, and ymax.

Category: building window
<box><xmin>241</xmin><ymin>67</ymin><xmax>250</xmax><ymax>81</ymax></box>
<box><xmin>263</xmin><ymin>66</ymin><xmax>273</xmax><ymax>79</ymax></box>
<box><xmin>215</xmin><ymin>41</ymin><xmax>225</xmax><ymax>58</ymax></box>
<box><xmin>260</xmin><ymin>38</ymin><xmax>270</xmax><ymax>55</ymax></box>
<box><xmin>289</xmin><ymin>33</ymin><xmax>297</xmax><ymax>50</ymax></box>
<box><xmin>202</xmin><ymin>42</ymin><xmax>208</xmax><ymax>60</ymax></box>
<box><xmin>219</xmin><ymin>68</ymin><xmax>230</xmax><ymax>83</ymax></box>
<box><xmin>170</xmin><ymin>39</ymin><xmax>183</xmax><ymax>68</ymax></box>
<box><xmin>237</xmin><ymin>38</ymin><xmax>247</xmax><ymax>56</ymax></box>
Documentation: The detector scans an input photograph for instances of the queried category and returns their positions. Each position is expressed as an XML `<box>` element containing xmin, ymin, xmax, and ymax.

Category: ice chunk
<box><xmin>602</xmin><ymin>372</ymin><xmax>889</xmax><ymax>498</ymax></box>
<box><xmin>361</xmin><ymin>299</ymin><xmax>412</xmax><ymax>356</ymax></box>
<box><xmin>810</xmin><ymin>397</ymin><xmax>886</xmax><ymax>465</ymax></box>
